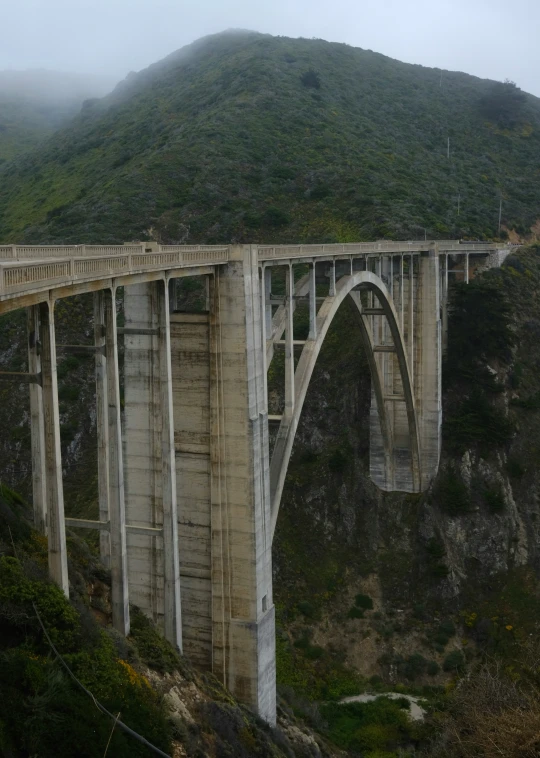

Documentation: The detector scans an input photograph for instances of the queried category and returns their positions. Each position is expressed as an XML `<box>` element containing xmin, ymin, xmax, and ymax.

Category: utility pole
<box><xmin>457</xmin><ymin>192</ymin><xmax>461</xmax><ymax>217</ymax></box>
<box><xmin>447</xmin><ymin>137</ymin><xmax>450</xmax><ymax>159</ymax></box>
<box><xmin>498</xmin><ymin>197</ymin><xmax>503</xmax><ymax>234</ymax></box>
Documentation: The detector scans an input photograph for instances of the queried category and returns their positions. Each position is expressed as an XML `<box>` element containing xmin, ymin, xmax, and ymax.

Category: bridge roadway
<box><xmin>0</xmin><ymin>240</ymin><xmax>510</xmax><ymax>724</ymax></box>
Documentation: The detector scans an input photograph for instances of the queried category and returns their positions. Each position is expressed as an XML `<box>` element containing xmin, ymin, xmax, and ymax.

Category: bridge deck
<box><xmin>0</xmin><ymin>241</ymin><xmax>508</xmax><ymax>312</ymax></box>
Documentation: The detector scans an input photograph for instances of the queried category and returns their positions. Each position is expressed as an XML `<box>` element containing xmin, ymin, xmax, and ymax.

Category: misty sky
<box><xmin>2</xmin><ymin>0</ymin><xmax>540</xmax><ymax>96</ymax></box>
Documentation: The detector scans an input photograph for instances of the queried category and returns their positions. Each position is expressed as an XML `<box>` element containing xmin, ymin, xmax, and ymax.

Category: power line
<box><xmin>32</xmin><ymin>602</ymin><xmax>172</xmax><ymax>758</ymax></box>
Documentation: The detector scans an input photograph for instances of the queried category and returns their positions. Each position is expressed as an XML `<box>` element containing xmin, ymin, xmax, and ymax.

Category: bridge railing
<box><xmin>257</xmin><ymin>241</ymin><xmax>506</xmax><ymax>260</ymax></box>
<box><xmin>0</xmin><ymin>243</ymin><xmax>233</xmax><ymax>261</ymax></box>
<box><xmin>0</xmin><ymin>246</ymin><xmax>230</xmax><ymax>297</ymax></box>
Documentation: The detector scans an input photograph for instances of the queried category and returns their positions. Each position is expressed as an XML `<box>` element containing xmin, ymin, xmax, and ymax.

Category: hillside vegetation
<box><xmin>1</xmin><ymin>30</ymin><xmax>540</xmax><ymax>243</ymax></box>
<box><xmin>0</xmin><ymin>70</ymin><xmax>114</xmax><ymax>162</ymax></box>
<box><xmin>0</xmin><ymin>484</ymin><xmax>342</xmax><ymax>758</ymax></box>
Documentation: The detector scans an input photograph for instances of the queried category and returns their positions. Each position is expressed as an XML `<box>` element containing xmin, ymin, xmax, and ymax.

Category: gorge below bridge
<box><xmin>0</xmin><ymin>239</ymin><xmax>511</xmax><ymax>724</ymax></box>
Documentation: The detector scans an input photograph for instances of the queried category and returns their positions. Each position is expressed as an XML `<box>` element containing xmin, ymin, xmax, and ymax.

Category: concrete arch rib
<box><xmin>269</xmin><ymin>270</ymin><xmax>421</xmax><ymax>539</ymax></box>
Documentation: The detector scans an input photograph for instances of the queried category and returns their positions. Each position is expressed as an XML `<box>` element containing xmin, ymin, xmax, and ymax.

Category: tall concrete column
<box><xmin>209</xmin><ymin>245</ymin><xmax>276</xmax><ymax>724</ymax></box>
<box><xmin>27</xmin><ymin>305</ymin><xmax>46</xmax><ymax>535</ymax></box>
<box><xmin>123</xmin><ymin>280</ymin><xmax>182</xmax><ymax>647</ymax></box>
<box><xmin>441</xmin><ymin>254</ymin><xmax>449</xmax><ymax>352</ymax></box>
<box><xmin>308</xmin><ymin>261</ymin><xmax>317</xmax><ymax>340</ymax></box>
<box><xmin>263</xmin><ymin>267</ymin><xmax>272</xmax><ymax>336</ymax></box>
<box><xmin>157</xmin><ymin>279</ymin><xmax>182</xmax><ymax>650</ymax></box>
<box><xmin>284</xmin><ymin>264</ymin><xmax>295</xmax><ymax>419</ymax></box>
<box><xmin>329</xmin><ymin>259</ymin><xmax>336</xmax><ymax>296</ymax></box>
<box><xmin>104</xmin><ymin>288</ymin><xmax>130</xmax><ymax>635</ymax></box>
<box><xmin>415</xmin><ymin>250</ymin><xmax>442</xmax><ymax>488</ymax></box>
<box><xmin>408</xmin><ymin>254</ymin><xmax>415</xmax><ymax>381</ymax></box>
<box><xmin>39</xmin><ymin>300</ymin><xmax>68</xmax><ymax>596</ymax></box>
<box><xmin>399</xmin><ymin>255</ymin><xmax>404</xmax><ymax>332</ymax></box>
<box><xmin>123</xmin><ymin>283</ymin><xmax>161</xmax><ymax>626</ymax></box>
<box><xmin>171</xmin><ymin>310</ymin><xmax>212</xmax><ymax>667</ymax></box>
<box><xmin>94</xmin><ymin>292</ymin><xmax>110</xmax><ymax>568</ymax></box>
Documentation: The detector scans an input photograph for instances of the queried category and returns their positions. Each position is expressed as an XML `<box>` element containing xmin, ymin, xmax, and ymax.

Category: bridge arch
<box><xmin>269</xmin><ymin>269</ymin><xmax>421</xmax><ymax>537</ymax></box>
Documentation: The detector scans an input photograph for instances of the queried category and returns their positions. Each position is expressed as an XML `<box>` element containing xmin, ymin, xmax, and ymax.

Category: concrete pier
<box><xmin>209</xmin><ymin>247</ymin><xmax>275</xmax><ymax>723</ymax></box>
<box><xmin>27</xmin><ymin>305</ymin><xmax>46</xmax><ymax>535</ymax></box>
<box><xmin>39</xmin><ymin>300</ymin><xmax>69</xmax><ymax>596</ymax></box>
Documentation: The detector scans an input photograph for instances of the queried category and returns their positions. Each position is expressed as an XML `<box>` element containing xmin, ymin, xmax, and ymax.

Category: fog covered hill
<box><xmin>0</xmin><ymin>69</ymin><xmax>115</xmax><ymax>162</ymax></box>
<box><xmin>1</xmin><ymin>29</ymin><xmax>540</xmax><ymax>243</ymax></box>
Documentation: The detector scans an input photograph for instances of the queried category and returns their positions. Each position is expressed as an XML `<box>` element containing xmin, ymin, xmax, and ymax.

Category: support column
<box><xmin>408</xmin><ymin>254</ymin><xmax>414</xmax><ymax>382</ymax></box>
<box><xmin>168</xmin><ymin>279</ymin><xmax>177</xmax><ymax>312</ymax></box>
<box><xmin>210</xmin><ymin>245</ymin><xmax>276</xmax><ymax>724</ymax></box>
<box><xmin>399</xmin><ymin>255</ymin><xmax>404</xmax><ymax>332</ymax></box>
<box><xmin>39</xmin><ymin>300</ymin><xmax>68</xmax><ymax>596</ymax></box>
<box><xmin>157</xmin><ymin>279</ymin><xmax>182</xmax><ymax>650</ymax></box>
<box><xmin>124</xmin><ymin>284</ymin><xmax>161</xmax><ymax>625</ymax></box>
<box><xmin>27</xmin><ymin>305</ymin><xmax>46</xmax><ymax>535</ymax></box>
<box><xmin>329</xmin><ymin>259</ymin><xmax>336</xmax><ymax>296</ymax></box>
<box><xmin>104</xmin><ymin>288</ymin><xmax>130</xmax><ymax>635</ymax></box>
<box><xmin>442</xmin><ymin>254</ymin><xmax>449</xmax><ymax>352</ymax></box>
<box><xmin>284</xmin><ymin>264</ymin><xmax>295</xmax><ymax>419</ymax></box>
<box><xmin>415</xmin><ymin>250</ymin><xmax>442</xmax><ymax>488</ymax></box>
<box><xmin>123</xmin><ymin>280</ymin><xmax>182</xmax><ymax>648</ymax></box>
<box><xmin>308</xmin><ymin>261</ymin><xmax>317</xmax><ymax>340</ymax></box>
<box><xmin>263</xmin><ymin>266</ymin><xmax>272</xmax><ymax>336</ymax></box>
<box><xmin>94</xmin><ymin>292</ymin><xmax>110</xmax><ymax>568</ymax></box>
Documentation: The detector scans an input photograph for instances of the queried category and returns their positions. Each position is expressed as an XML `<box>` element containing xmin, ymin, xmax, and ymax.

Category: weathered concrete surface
<box><xmin>124</xmin><ymin>283</ymin><xmax>163</xmax><ymax>629</ymax></box>
<box><xmin>104</xmin><ymin>287</ymin><xmax>130</xmax><ymax>635</ymax></box>
<box><xmin>171</xmin><ymin>311</ymin><xmax>212</xmax><ymax>668</ymax></box>
<box><xmin>93</xmin><ymin>291</ymin><xmax>110</xmax><ymax>569</ymax></box>
<box><xmin>39</xmin><ymin>300</ymin><xmax>69</xmax><ymax>596</ymax></box>
<box><xmin>123</xmin><ymin>280</ymin><xmax>181</xmax><ymax>647</ymax></box>
<box><xmin>27</xmin><ymin>304</ymin><xmax>46</xmax><ymax>535</ymax></box>
<box><xmin>209</xmin><ymin>246</ymin><xmax>276</xmax><ymax>724</ymax></box>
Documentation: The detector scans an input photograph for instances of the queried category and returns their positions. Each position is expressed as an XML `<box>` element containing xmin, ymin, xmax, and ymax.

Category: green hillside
<box><xmin>0</xmin><ymin>30</ymin><xmax>539</xmax><ymax>244</ymax></box>
<box><xmin>0</xmin><ymin>70</ymin><xmax>114</xmax><ymax>163</ymax></box>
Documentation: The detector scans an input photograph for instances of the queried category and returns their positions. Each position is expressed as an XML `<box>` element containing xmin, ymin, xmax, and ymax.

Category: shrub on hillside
<box><xmin>301</xmin><ymin>70</ymin><xmax>321</xmax><ymax>89</ymax></box>
<box><xmin>443</xmin><ymin>650</ymin><xmax>466</xmax><ymax>672</ymax></box>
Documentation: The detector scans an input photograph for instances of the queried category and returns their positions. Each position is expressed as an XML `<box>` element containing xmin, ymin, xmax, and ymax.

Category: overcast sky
<box><xmin>2</xmin><ymin>0</ymin><xmax>539</xmax><ymax>96</ymax></box>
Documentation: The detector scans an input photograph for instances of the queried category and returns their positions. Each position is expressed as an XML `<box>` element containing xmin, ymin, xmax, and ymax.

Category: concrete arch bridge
<box><xmin>0</xmin><ymin>239</ymin><xmax>510</xmax><ymax>723</ymax></box>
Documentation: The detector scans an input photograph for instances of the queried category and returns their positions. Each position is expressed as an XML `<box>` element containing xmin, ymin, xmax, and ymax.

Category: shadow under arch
<box><xmin>269</xmin><ymin>269</ymin><xmax>421</xmax><ymax>539</ymax></box>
